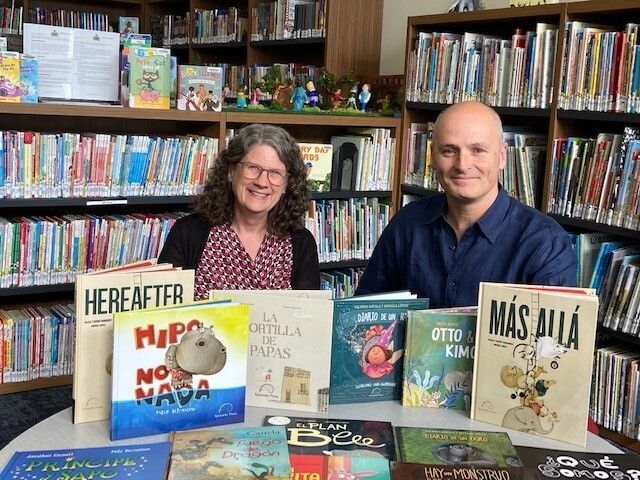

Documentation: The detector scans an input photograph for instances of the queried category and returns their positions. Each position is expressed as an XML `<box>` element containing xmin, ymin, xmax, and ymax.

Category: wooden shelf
<box><xmin>165</xmin><ymin>44</ymin><xmax>189</xmax><ymax>50</ymax></box>
<box><xmin>225</xmin><ymin>111</ymin><xmax>400</xmax><ymax>127</ymax></box>
<box><xmin>0</xmin><ymin>283</ymin><xmax>75</xmax><ymax>298</ymax></box>
<box><xmin>311</xmin><ymin>191</ymin><xmax>392</xmax><ymax>200</ymax></box>
<box><xmin>409</xmin><ymin>3</ymin><xmax>563</xmax><ymax>27</ymax></box>
<box><xmin>601</xmin><ymin>327</ymin><xmax>640</xmax><ymax>347</ymax></box>
<box><xmin>192</xmin><ymin>41</ymin><xmax>247</xmax><ymax>49</ymax></box>
<box><xmin>0</xmin><ymin>376</ymin><xmax>73</xmax><ymax>395</ymax></box>
<box><xmin>250</xmin><ymin>37</ymin><xmax>325</xmax><ymax>47</ymax></box>
<box><xmin>320</xmin><ymin>259</ymin><xmax>368</xmax><ymax>269</ymax></box>
<box><xmin>549</xmin><ymin>214</ymin><xmax>640</xmax><ymax>241</ymax></box>
<box><xmin>598</xmin><ymin>427</ymin><xmax>640</xmax><ymax>454</ymax></box>
<box><xmin>0</xmin><ymin>196</ymin><xmax>196</xmax><ymax>208</ymax></box>
<box><xmin>406</xmin><ymin>102</ymin><xmax>550</xmax><ymax>118</ymax></box>
<box><xmin>557</xmin><ymin>109</ymin><xmax>640</xmax><ymax>124</ymax></box>
<box><xmin>401</xmin><ymin>184</ymin><xmax>441</xmax><ymax>197</ymax></box>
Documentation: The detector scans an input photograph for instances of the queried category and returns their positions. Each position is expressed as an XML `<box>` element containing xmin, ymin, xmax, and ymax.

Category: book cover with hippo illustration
<box><xmin>110</xmin><ymin>299</ymin><xmax>249</xmax><ymax>440</ymax></box>
<box><xmin>471</xmin><ymin>283</ymin><xmax>598</xmax><ymax>447</ymax></box>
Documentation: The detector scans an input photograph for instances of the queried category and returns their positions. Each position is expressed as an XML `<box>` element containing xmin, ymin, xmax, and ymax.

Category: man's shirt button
<box><xmin>449</xmin><ymin>244</ymin><xmax>455</xmax><ymax>250</ymax></box>
<box><xmin>449</xmin><ymin>281</ymin><xmax>456</xmax><ymax>287</ymax></box>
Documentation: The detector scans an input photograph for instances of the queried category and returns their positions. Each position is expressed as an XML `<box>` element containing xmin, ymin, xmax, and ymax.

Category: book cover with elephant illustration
<box><xmin>394</xmin><ymin>427</ymin><xmax>522</xmax><ymax>468</ymax></box>
<box><xmin>329</xmin><ymin>298</ymin><xmax>429</xmax><ymax>404</ymax></box>
<box><xmin>110</xmin><ymin>299</ymin><xmax>249</xmax><ymax>440</ymax></box>
<box><xmin>167</xmin><ymin>426</ymin><xmax>291</xmax><ymax>480</ymax></box>
<box><xmin>402</xmin><ymin>307</ymin><xmax>477</xmax><ymax>409</ymax></box>
<box><xmin>471</xmin><ymin>283</ymin><xmax>598</xmax><ymax>447</ymax></box>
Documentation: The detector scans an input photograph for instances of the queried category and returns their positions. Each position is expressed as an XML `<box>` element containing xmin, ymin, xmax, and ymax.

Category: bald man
<box><xmin>356</xmin><ymin>101</ymin><xmax>576</xmax><ymax>307</ymax></box>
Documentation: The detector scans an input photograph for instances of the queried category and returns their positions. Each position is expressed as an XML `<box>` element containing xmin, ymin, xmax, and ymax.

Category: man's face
<box><xmin>432</xmin><ymin>106</ymin><xmax>506</xmax><ymax>206</ymax></box>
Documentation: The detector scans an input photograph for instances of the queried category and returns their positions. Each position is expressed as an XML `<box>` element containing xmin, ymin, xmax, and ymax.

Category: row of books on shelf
<box><xmin>305</xmin><ymin>198</ymin><xmax>390</xmax><ymax>263</ymax></box>
<box><xmin>192</xmin><ymin>7</ymin><xmax>247</xmax><ymax>44</ymax></box>
<box><xmin>153</xmin><ymin>13</ymin><xmax>189</xmax><ymax>47</ymax></box>
<box><xmin>0</xmin><ymin>212</ymin><xmax>185</xmax><ymax>288</ymax></box>
<box><xmin>251</xmin><ymin>63</ymin><xmax>321</xmax><ymax>101</ymax></box>
<box><xmin>406</xmin><ymin>24</ymin><xmax>558</xmax><ymax>108</ymax></box>
<box><xmin>0</xmin><ymin>4</ymin><xmax>21</xmax><ymax>35</ymax></box>
<box><xmin>28</xmin><ymin>7</ymin><xmax>110</xmax><ymax>32</ymax></box>
<box><xmin>250</xmin><ymin>0</ymin><xmax>326</xmax><ymax>42</ymax></box>
<box><xmin>0</xmin><ymin>131</ymin><xmax>219</xmax><ymax>199</ymax></box>
<box><xmin>547</xmin><ymin>126</ymin><xmax>640</xmax><ymax>231</ymax></box>
<box><xmin>321</xmin><ymin>267</ymin><xmax>365</xmax><ymax>299</ymax></box>
<box><xmin>5</xmin><ymin>421</ymin><xmax>638</xmax><ymax>480</ymax></box>
<box><xmin>559</xmin><ymin>22</ymin><xmax>640</xmax><ymax>113</ymax></box>
<box><xmin>0</xmin><ymin>304</ymin><xmax>74</xmax><ymax>384</ymax></box>
<box><xmin>592</xmin><ymin>344</ymin><xmax>640</xmax><ymax>440</ymax></box>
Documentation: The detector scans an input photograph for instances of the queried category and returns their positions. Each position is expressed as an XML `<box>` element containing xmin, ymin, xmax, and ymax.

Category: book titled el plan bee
<box><xmin>471</xmin><ymin>283</ymin><xmax>599</xmax><ymax>447</ymax></box>
<box><xmin>0</xmin><ymin>442</ymin><xmax>172</xmax><ymax>480</ymax></box>
<box><xmin>110</xmin><ymin>300</ymin><xmax>249</xmax><ymax>440</ymax></box>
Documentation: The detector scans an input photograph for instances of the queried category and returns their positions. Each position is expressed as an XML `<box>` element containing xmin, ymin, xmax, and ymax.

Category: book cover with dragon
<box><xmin>110</xmin><ymin>299</ymin><xmax>249</xmax><ymax>440</ymax></box>
<box><xmin>128</xmin><ymin>46</ymin><xmax>171</xmax><ymax>109</ymax></box>
<box><xmin>167</xmin><ymin>426</ymin><xmax>291</xmax><ymax>480</ymax></box>
<box><xmin>402</xmin><ymin>307</ymin><xmax>476</xmax><ymax>409</ymax></box>
<box><xmin>471</xmin><ymin>283</ymin><xmax>598</xmax><ymax>447</ymax></box>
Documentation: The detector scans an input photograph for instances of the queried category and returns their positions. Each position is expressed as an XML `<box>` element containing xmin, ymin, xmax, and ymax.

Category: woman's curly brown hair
<box><xmin>195</xmin><ymin>124</ymin><xmax>309</xmax><ymax>237</ymax></box>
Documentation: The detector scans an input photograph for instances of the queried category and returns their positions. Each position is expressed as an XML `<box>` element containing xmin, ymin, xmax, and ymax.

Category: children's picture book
<box><xmin>73</xmin><ymin>262</ymin><xmax>194</xmax><ymax>424</ymax></box>
<box><xmin>516</xmin><ymin>446</ymin><xmax>640</xmax><ymax>480</ymax></box>
<box><xmin>210</xmin><ymin>290</ymin><xmax>333</xmax><ymax>413</ymax></box>
<box><xmin>0</xmin><ymin>51</ymin><xmax>21</xmax><ymax>103</ymax></box>
<box><xmin>471</xmin><ymin>283</ymin><xmax>599</xmax><ymax>447</ymax></box>
<box><xmin>264</xmin><ymin>415</ymin><xmax>394</xmax><ymax>480</ymax></box>
<box><xmin>0</xmin><ymin>442</ymin><xmax>172</xmax><ymax>480</ymax></box>
<box><xmin>119</xmin><ymin>34</ymin><xmax>152</xmax><ymax>106</ymax></box>
<box><xmin>177</xmin><ymin>65</ymin><xmax>223</xmax><ymax>111</ymax></box>
<box><xmin>391</xmin><ymin>462</ymin><xmax>524</xmax><ymax>480</ymax></box>
<box><xmin>19</xmin><ymin>53</ymin><xmax>38</xmax><ymax>103</ymax></box>
<box><xmin>129</xmin><ymin>47</ymin><xmax>171</xmax><ymax>109</ymax></box>
<box><xmin>299</xmin><ymin>143</ymin><xmax>333</xmax><ymax>192</ymax></box>
<box><xmin>119</xmin><ymin>16</ymin><xmax>140</xmax><ymax>35</ymax></box>
<box><xmin>330</xmin><ymin>298</ymin><xmax>429</xmax><ymax>404</ymax></box>
<box><xmin>110</xmin><ymin>299</ymin><xmax>249</xmax><ymax>440</ymax></box>
<box><xmin>402</xmin><ymin>307</ymin><xmax>476</xmax><ymax>409</ymax></box>
<box><xmin>168</xmin><ymin>426</ymin><xmax>291</xmax><ymax>480</ymax></box>
<box><xmin>395</xmin><ymin>427</ymin><xmax>522</xmax><ymax>468</ymax></box>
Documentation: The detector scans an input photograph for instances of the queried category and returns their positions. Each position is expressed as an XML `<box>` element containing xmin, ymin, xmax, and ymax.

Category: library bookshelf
<box><xmin>400</xmin><ymin>0</ymin><xmax>640</xmax><ymax>449</ymax></box>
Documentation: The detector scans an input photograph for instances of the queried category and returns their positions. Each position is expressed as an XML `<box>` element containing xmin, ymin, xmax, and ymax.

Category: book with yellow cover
<box><xmin>0</xmin><ymin>51</ymin><xmax>21</xmax><ymax>103</ymax></box>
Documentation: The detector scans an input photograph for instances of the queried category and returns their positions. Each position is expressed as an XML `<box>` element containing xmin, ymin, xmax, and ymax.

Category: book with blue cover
<box><xmin>329</xmin><ymin>298</ymin><xmax>429</xmax><ymax>404</ymax></box>
<box><xmin>19</xmin><ymin>54</ymin><xmax>38</xmax><ymax>103</ymax></box>
<box><xmin>0</xmin><ymin>442</ymin><xmax>172</xmax><ymax>480</ymax></box>
<box><xmin>110</xmin><ymin>299</ymin><xmax>249</xmax><ymax>440</ymax></box>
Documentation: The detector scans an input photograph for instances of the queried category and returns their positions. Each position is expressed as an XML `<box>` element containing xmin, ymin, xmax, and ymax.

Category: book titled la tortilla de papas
<box><xmin>0</xmin><ymin>442</ymin><xmax>172</xmax><ymax>480</ymax></box>
<box><xmin>395</xmin><ymin>427</ymin><xmax>523</xmax><ymax>469</ymax></box>
<box><xmin>330</xmin><ymin>298</ymin><xmax>429</xmax><ymax>404</ymax></box>
<box><xmin>110</xmin><ymin>299</ymin><xmax>249</xmax><ymax>440</ymax></box>
<box><xmin>167</xmin><ymin>426</ymin><xmax>291</xmax><ymax>480</ymax></box>
<box><xmin>391</xmin><ymin>462</ymin><xmax>526</xmax><ymax>480</ymax></box>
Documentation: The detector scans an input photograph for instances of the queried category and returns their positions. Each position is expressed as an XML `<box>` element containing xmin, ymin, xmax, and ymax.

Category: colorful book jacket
<box><xmin>128</xmin><ymin>47</ymin><xmax>171</xmax><ymax>109</ymax></box>
<box><xmin>167</xmin><ymin>426</ymin><xmax>291</xmax><ymax>480</ymax></box>
<box><xmin>391</xmin><ymin>462</ymin><xmax>525</xmax><ymax>480</ymax></box>
<box><xmin>119</xmin><ymin>34</ymin><xmax>152</xmax><ymax>106</ymax></box>
<box><xmin>515</xmin><ymin>446</ymin><xmax>640</xmax><ymax>480</ymax></box>
<box><xmin>177</xmin><ymin>65</ymin><xmax>223</xmax><ymax>111</ymax></box>
<box><xmin>0</xmin><ymin>51</ymin><xmax>21</xmax><ymax>103</ymax></box>
<box><xmin>394</xmin><ymin>427</ymin><xmax>522</xmax><ymax>468</ymax></box>
<box><xmin>73</xmin><ymin>265</ymin><xmax>195</xmax><ymax>424</ymax></box>
<box><xmin>402</xmin><ymin>307</ymin><xmax>476</xmax><ymax>409</ymax></box>
<box><xmin>210</xmin><ymin>290</ymin><xmax>333</xmax><ymax>413</ymax></box>
<box><xmin>330</xmin><ymin>299</ymin><xmax>429</xmax><ymax>404</ymax></box>
<box><xmin>19</xmin><ymin>54</ymin><xmax>37</xmax><ymax>103</ymax></box>
<box><xmin>110</xmin><ymin>300</ymin><xmax>249</xmax><ymax>440</ymax></box>
<box><xmin>299</xmin><ymin>143</ymin><xmax>333</xmax><ymax>192</ymax></box>
<box><xmin>264</xmin><ymin>415</ymin><xmax>394</xmax><ymax>480</ymax></box>
<box><xmin>0</xmin><ymin>442</ymin><xmax>172</xmax><ymax>480</ymax></box>
<box><xmin>471</xmin><ymin>283</ymin><xmax>599</xmax><ymax>447</ymax></box>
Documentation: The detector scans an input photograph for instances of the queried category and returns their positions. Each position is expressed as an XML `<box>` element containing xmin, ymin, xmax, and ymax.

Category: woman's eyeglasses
<box><xmin>239</xmin><ymin>161</ymin><xmax>287</xmax><ymax>186</ymax></box>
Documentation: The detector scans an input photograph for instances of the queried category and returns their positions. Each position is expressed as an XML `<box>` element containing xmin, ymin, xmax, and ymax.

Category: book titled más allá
<box><xmin>471</xmin><ymin>283</ymin><xmax>599</xmax><ymax>447</ymax></box>
<box><xmin>167</xmin><ymin>426</ymin><xmax>291</xmax><ymax>480</ymax></box>
<box><xmin>0</xmin><ymin>442</ymin><xmax>172</xmax><ymax>480</ymax></box>
<box><xmin>110</xmin><ymin>299</ymin><xmax>249</xmax><ymax>440</ymax></box>
<box><xmin>128</xmin><ymin>46</ymin><xmax>171</xmax><ymax>109</ymax></box>
<box><xmin>402</xmin><ymin>307</ymin><xmax>476</xmax><ymax>409</ymax></box>
<box><xmin>330</xmin><ymin>298</ymin><xmax>429</xmax><ymax>404</ymax></box>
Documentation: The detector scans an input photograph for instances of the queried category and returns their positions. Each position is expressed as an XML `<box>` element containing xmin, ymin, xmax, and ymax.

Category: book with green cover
<box><xmin>402</xmin><ymin>307</ymin><xmax>476</xmax><ymax>409</ymax></box>
<box><xmin>129</xmin><ymin>46</ymin><xmax>171</xmax><ymax>109</ymax></box>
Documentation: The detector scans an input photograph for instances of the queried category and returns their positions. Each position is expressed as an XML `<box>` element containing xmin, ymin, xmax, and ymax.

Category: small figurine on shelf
<box><xmin>358</xmin><ymin>83</ymin><xmax>371</xmax><ymax>112</ymax></box>
<box><xmin>377</xmin><ymin>93</ymin><xmax>392</xmax><ymax>112</ymax></box>
<box><xmin>306</xmin><ymin>80</ymin><xmax>319</xmax><ymax>107</ymax></box>
<box><xmin>331</xmin><ymin>88</ymin><xmax>346</xmax><ymax>109</ymax></box>
<box><xmin>222</xmin><ymin>84</ymin><xmax>232</xmax><ymax>100</ymax></box>
<box><xmin>273</xmin><ymin>81</ymin><xmax>293</xmax><ymax>109</ymax></box>
<box><xmin>236</xmin><ymin>85</ymin><xmax>248</xmax><ymax>107</ymax></box>
<box><xmin>250</xmin><ymin>86</ymin><xmax>263</xmax><ymax>105</ymax></box>
<box><xmin>290</xmin><ymin>82</ymin><xmax>308</xmax><ymax>111</ymax></box>
<box><xmin>346</xmin><ymin>85</ymin><xmax>358</xmax><ymax>109</ymax></box>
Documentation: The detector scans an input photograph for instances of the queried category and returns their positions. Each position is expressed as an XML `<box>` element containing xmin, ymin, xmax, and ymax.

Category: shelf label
<box><xmin>86</xmin><ymin>199</ymin><xmax>128</xmax><ymax>206</ymax></box>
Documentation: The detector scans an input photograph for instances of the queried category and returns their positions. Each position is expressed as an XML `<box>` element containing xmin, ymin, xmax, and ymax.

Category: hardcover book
<box><xmin>110</xmin><ymin>299</ymin><xmax>249</xmax><ymax>440</ymax></box>
<box><xmin>129</xmin><ymin>46</ymin><xmax>171</xmax><ymax>109</ymax></box>
<box><xmin>168</xmin><ymin>426</ymin><xmax>291</xmax><ymax>480</ymax></box>
<box><xmin>391</xmin><ymin>462</ymin><xmax>525</xmax><ymax>480</ymax></box>
<box><xmin>299</xmin><ymin>142</ymin><xmax>333</xmax><ymax>192</ymax></box>
<box><xmin>471</xmin><ymin>283</ymin><xmax>599</xmax><ymax>447</ymax></box>
<box><xmin>119</xmin><ymin>16</ymin><xmax>140</xmax><ymax>35</ymax></box>
<box><xmin>177</xmin><ymin>65</ymin><xmax>223</xmax><ymax>111</ymax></box>
<box><xmin>0</xmin><ymin>442</ymin><xmax>172</xmax><ymax>480</ymax></box>
<box><xmin>210</xmin><ymin>290</ymin><xmax>333</xmax><ymax>412</ymax></box>
<box><xmin>402</xmin><ymin>307</ymin><xmax>476</xmax><ymax>409</ymax></box>
<box><xmin>330</xmin><ymin>298</ymin><xmax>429</xmax><ymax>404</ymax></box>
<box><xmin>19</xmin><ymin>53</ymin><xmax>38</xmax><ymax>103</ymax></box>
<box><xmin>395</xmin><ymin>427</ymin><xmax>522</xmax><ymax>468</ymax></box>
<box><xmin>73</xmin><ymin>262</ymin><xmax>195</xmax><ymax>424</ymax></box>
<box><xmin>0</xmin><ymin>51</ymin><xmax>21</xmax><ymax>103</ymax></box>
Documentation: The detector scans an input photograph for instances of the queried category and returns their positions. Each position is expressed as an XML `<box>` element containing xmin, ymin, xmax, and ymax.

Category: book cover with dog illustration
<box><xmin>167</xmin><ymin>426</ymin><xmax>290</xmax><ymax>480</ymax></box>
<box><xmin>471</xmin><ymin>283</ymin><xmax>598</xmax><ymax>447</ymax></box>
<box><xmin>110</xmin><ymin>299</ymin><xmax>249</xmax><ymax>440</ymax></box>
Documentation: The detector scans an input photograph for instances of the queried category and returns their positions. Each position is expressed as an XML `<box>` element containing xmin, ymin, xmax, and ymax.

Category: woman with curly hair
<box><xmin>158</xmin><ymin>123</ymin><xmax>320</xmax><ymax>299</ymax></box>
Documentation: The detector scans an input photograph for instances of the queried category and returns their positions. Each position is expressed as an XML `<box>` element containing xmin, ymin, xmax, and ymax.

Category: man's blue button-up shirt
<box><xmin>356</xmin><ymin>188</ymin><xmax>577</xmax><ymax>308</ymax></box>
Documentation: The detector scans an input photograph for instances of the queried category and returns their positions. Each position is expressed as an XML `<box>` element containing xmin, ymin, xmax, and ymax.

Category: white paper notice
<box><xmin>23</xmin><ymin>23</ymin><xmax>120</xmax><ymax>102</ymax></box>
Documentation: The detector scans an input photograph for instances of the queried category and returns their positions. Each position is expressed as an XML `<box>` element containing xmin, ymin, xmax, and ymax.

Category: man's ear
<box><xmin>498</xmin><ymin>141</ymin><xmax>507</xmax><ymax>170</ymax></box>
